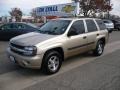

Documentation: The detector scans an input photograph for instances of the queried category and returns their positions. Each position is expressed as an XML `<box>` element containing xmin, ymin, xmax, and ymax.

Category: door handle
<box><xmin>83</xmin><ymin>36</ymin><xmax>87</xmax><ymax>39</ymax></box>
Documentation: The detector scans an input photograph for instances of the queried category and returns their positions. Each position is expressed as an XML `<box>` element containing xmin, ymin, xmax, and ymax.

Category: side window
<box><xmin>12</xmin><ymin>24</ymin><xmax>18</xmax><ymax>29</ymax></box>
<box><xmin>96</xmin><ymin>20</ymin><xmax>106</xmax><ymax>30</ymax></box>
<box><xmin>86</xmin><ymin>20</ymin><xmax>98</xmax><ymax>32</ymax></box>
<box><xmin>1</xmin><ymin>24</ymin><xmax>18</xmax><ymax>30</ymax></box>
<box><xmin>103</xmin><ymin>20</ymin><xmax>109</xmax><ymax>23</ymax></box>
<box><xmin>69</xmin><ymin>20</ymin><xmax>85</xmax><ymax>35</ymax></box>
<box><xmin>17</xmin><ymin>24</ymin><xmax>26</xmax><ymax>29</ymax></box>
<box><xmin>1</xmin><ymin>24</ymin><xmax>11</xmax><ymax>30</ymax></box>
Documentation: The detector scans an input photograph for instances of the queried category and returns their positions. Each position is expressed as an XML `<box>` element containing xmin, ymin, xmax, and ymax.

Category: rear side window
<box><xmin>1</xmin><ymin>24</ymin><xmax>16</xmax><ymax>30</ymax></box>
<box><xmin>1</xmin><ymin>24</ymin><xmax>11</xmax><ymax>30</ymax></box>
<box><xmin>96</xmin><ymin>20</ymin><xmax>106</xmax><ymax>30</ymax></box>
<box><xmin>103</xmin><ymin>21</ymin><xmax>109</xmax><ymax>23</ymax></box>
<box><xmin>70</xmin><ymin>20</ymin><xmax>85</xmax><ymax>35</ymax></box>
<box><xmin>86</xmin><ymin>20</ymin><xmax>98</xmax><ymax>32</ymax></box>
<box><xmin>103</xmin><ymin>20</ymin><xmax>112</xmax><ymax>24</ymax></box>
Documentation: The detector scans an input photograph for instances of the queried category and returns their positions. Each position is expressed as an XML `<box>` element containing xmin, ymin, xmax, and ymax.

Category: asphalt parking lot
<box><xmin>0</xmin><ymin>31</ymin><xmax>120</xmax><ymax>90</ymax></box>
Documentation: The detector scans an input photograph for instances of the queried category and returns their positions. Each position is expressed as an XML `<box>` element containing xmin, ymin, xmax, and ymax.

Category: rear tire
<box><xmin>109</xmin><ymin>29</ymin><xmax>113</xmax><ymax>33</ymax></box>
<box><xmin>118</xmin><ymin>27</ymin><xmax>120</xmax><ymax>31</ymax></box>
<box><xmin>41</xmin><ymin>51</ymin><xmax>62</xmax><ymax>75</ymax></box>
<box><xmin>93</xmin><ymin>40</ymin><xmax>105</xmax><ymax>56</ymax></box>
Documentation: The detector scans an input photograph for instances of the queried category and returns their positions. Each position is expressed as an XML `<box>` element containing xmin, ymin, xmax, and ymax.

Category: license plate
<box><xmin>9</xmin><ymin>56</ymin><xmax>15</xmax><ymax>63</ymax></box>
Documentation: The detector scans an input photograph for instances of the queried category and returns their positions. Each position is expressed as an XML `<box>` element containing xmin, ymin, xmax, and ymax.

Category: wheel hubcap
<box><xmin>48</xmin><ymin>56</ymin><xmax>59</xmax><ymax>72</ymax></box>
<box><xmin>98</xmin><ymin>43</ymin><xmax>103</xmax><ymax>54</ymax></box>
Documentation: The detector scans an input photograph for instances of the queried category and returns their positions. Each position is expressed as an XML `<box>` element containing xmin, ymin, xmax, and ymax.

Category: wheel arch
<box><xmin>96</xmin><ymin>36</ymin><xmax>106</xmax><ymax>46</ymax></box>
<box><xmin>98</xmin><ymin>37</ymin><xmax>106</xmax><ymax>46</ymax></box>
<box><xmin>43</xmin><ymin>47</ymin><xmax>64</xmax><ymax>61</ymax></box>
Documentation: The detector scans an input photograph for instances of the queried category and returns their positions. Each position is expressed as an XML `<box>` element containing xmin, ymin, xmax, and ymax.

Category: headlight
<box><xmin>23</xmin><ymin>46</ymin><xmax>37</xmax><ymax>56</ymax></box>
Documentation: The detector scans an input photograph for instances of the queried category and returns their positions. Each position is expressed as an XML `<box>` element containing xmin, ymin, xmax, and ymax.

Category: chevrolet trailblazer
<box><xmin>7</xmin><ymin>18</ymin><xmax>109</xmax><ymax>74</ymax></box>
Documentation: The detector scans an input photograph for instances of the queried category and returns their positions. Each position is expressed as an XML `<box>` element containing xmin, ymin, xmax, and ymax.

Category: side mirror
<box><xmin>68</xmin><ymin>27</ymin><xmax>77</xmax><ymax>37</ymax></box>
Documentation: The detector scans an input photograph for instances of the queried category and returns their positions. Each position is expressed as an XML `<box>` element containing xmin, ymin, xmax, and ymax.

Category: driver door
<box><xmin>66</xmin><ymin>20</ymin><xmax>88</xmax><ymax>57</ymax></box>
<box><xmin>0</xmin><ymin>24</ymin><xmax>12</xmax><ymax>40</ymax></box>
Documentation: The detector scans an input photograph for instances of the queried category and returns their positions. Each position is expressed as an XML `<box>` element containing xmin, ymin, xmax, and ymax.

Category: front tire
<box><xmin>118</xmin><ymin>27</ymin><xmax>120</xmax><ymax>31</ymax></box>
<box><xmin>93</xmin><ymin>40</ymin><xmax>105</xmax><ymax>56</ymax></box>
<box><xmin>117</xmin><ymin>26</ymin><xmax>120</xmax><ymax>31</ymax></box>
<box><xmin>41</xmin><ymin>51</ymin><xmax>62</xmax><ymax>75</ymax></box>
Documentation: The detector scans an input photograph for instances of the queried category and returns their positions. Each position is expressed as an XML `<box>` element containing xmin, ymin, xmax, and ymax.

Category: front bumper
<box><xmin>7</xmin><ymin>48</ymin><xmax>44</xmax><ymax>69</ymax></box>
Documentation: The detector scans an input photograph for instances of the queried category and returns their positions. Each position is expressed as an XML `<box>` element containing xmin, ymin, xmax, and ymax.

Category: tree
<box><xmin>30</xmin><ymin>9</ymin><xmax>43</xmax><ymax>23</ymax></box>
<box><xmin>9</xmin><ymin>8</ymin><xmax>23</xmax><ymax>22</ymax></box>
<box><xmin>74</xmin><ymin>0</ymin><xmax>112</xmax><ymax>17</ymax></box>
<box><xmin>30</xmin><ymin>9</ymin><xmax>37</xmax><ymax>22</ymax></box>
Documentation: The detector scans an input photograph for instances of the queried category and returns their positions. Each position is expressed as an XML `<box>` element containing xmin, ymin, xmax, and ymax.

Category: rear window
<box><xmin>96</xmin><ymin>20</ymin><xmax>106</xmax><ymax>30</ymax></box>
<box><xmin>1</xmin><ymin>24</ymin><xmax>15</xmax><ymax>30</ymax></box>
<box><xmin>103</xmin><ymin>20</ymin><xmax>112</xmax><ymax>23</ymax></box>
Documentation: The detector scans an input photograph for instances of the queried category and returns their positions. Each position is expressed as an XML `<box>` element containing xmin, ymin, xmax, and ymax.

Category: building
<box><xmin>21</xmin><ymin>16</ymin><xmax>34</xmax><ymax>22</ymax></box>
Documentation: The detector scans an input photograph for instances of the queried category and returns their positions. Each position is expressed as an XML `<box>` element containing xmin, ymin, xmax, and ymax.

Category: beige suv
<box><xmin>7</xmin><ymin>18</ymin><xmax>108</xmax><ymax>74</ymax></box>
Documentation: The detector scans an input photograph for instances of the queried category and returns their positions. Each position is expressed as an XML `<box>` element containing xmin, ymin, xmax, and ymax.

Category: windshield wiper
<box><xmin>46</xmin><ymin>31</ymin><xmax>57</xmax><ymax>35</ymax></box>
<box><xmin>37</xmin><ymin>30</ymin><xmax>48</xmax><ymax>34</ymax></box>
<box><xmin>38</xmin><ymin>30</ymin><xmax>57</xmax><ymax>35</ymax></box>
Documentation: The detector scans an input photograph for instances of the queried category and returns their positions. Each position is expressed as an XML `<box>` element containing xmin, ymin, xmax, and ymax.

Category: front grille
<box><xmin>10</xmin><ymin>43</ymin><xmax>24</xmax><ymax>49</ymax></box>
<box><xmin>10</xmin><ymin>43</ymin><xmax>25</xmax><ymax>55</ymax></box>
<box><xmin>11</xmin><ymin>48</ymin><xmax>23</xmax><ymax>55</ymax></box>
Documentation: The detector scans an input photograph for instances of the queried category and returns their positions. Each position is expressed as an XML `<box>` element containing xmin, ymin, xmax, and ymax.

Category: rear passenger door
<box><xmin>66</xmin><ymin>20</ymin><xmax>88</xmax><ymax>57</ymax></box>
<box><xmin>0</xmin><ymin>24</ymin><xmax>17</xmax><ymax>40</ymax></box>
<box><xmin>85</xmin><ymin>19</ymin><xmax>99</xmax><ymax>50</ymax></box>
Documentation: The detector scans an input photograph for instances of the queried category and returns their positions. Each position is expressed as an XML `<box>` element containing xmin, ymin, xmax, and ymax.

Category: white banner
<box><xmin>35</xmin><ymin>2</ymin><xmax>79</xmax><ymax>17</ymax></box>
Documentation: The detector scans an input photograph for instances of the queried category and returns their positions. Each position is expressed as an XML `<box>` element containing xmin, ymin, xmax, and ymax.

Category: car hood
<box><xmin>10</xmin><ymin>32</ymin><xmax>58</xmax><ymax>46</ymax></box>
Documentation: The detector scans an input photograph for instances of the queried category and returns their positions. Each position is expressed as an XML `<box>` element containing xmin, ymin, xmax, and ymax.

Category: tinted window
<box><xmin>86</xmin><ymin>20</ymin><xmax>97</xmax><ymax>32</ymax></box>
<box><xmin>103</xmin><ymin>20</ymin><xmax>112</xmax><ymax>24</ymax></box>
<box><xmin>1</xmin><ymin>24</ymin><xmax>17</xmax><ymax>30</ymax></box>
<box><xmin>96</xmin><ymin>20</ymin><xmax>106</xmax><ymax>30</ymax></box>
<box><xmin>12</xmin><ymin>24</ymin><xmax>18</xmax><ymax>29</ymax></box>
<box><xmin>1</xmin><ymin>24</ymin><xmax>11</xmax><ymax>30</ymax></box>
<box><xmin>17</xmin><ymin>24</ymin><xmax>26</xmax><ymax>29</ymax></box>
<box><xmin>69</xmin><ymin>20</ymin><xmax>85</xmax><ymax>35</ymax></box>
<box><xmin>103</xmin><ymin>21</ymin><xmax>109</xmax><ymax>23</ymax></box>
<box><xmin>1</xmin><ymin>24</ymin><xmax>23</xmax><ymax>30</ymax></box>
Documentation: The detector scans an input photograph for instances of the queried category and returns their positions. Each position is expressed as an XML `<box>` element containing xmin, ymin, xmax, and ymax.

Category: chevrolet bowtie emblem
<box><xmin>62</xmin><ymin>5</ymin><xmax>76</xmax><ymax>13</ymax></box>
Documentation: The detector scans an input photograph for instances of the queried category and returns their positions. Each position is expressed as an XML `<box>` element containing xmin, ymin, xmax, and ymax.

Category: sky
<box><xmin>0</xmin><ymin>0</ymin><xmax>119</xmax><ymax>16</ymax></box>
<box><xmin>111</xmin><ymin>0</ymin><xmax>120</xmax><ymax>16</ymax></box>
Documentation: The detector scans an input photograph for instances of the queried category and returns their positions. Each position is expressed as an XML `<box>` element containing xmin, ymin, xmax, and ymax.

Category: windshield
<box><xmin>38</xmin><ymin>20</ymin><xmax>71</xmax><ymax>35</ymax></box>
<box><xmin>27</xmin><ymin>23</ymin><xmax>38</xmax><ymax>28</ymax></box>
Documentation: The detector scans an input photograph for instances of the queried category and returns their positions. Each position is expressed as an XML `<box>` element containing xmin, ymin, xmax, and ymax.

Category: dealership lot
<box><xmin>0</xmin><ymin>31</ymin><xmax>120</xmax><ymax>90</ymax></box>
